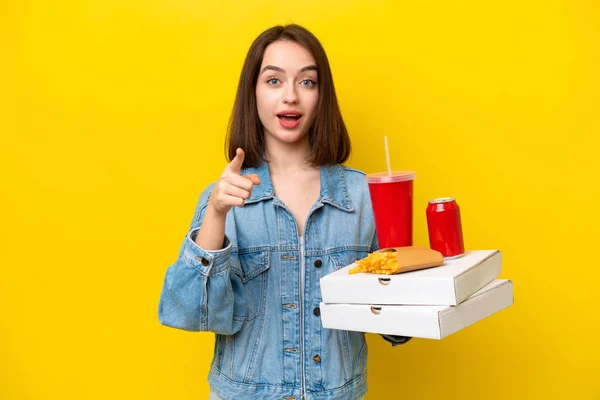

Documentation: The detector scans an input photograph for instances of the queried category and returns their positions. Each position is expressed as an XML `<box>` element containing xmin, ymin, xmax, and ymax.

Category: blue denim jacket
<box><xmin>158</xmin><ymin>162</ymin><xmax>402</xmax><ymax>400</ymax></box>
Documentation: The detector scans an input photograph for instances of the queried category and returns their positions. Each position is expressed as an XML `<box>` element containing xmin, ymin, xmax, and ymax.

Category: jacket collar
<box><xmin>242</xmin><ymin>162</ymin><xmax>354</xmax><ymax>212</ymax></box>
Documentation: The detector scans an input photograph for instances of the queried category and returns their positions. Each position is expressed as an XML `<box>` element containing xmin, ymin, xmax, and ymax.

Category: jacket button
<box><xmin>314</xmin><ymin>259</ymin><xmax>322</xmax><ymax>268</ymax></box>
<box><xmin>313</xmin><ymin>307</ymin><xmax>320</xmax><ymax>316</ymax></box>
<box><xmin>313</xmin><ymin>354</ymin><xmax>321</xmax><ymax>363</ymax></box>
<box><xmin>195</xmin><ymin>256</ymin><xmax>210</xmax><ymax>267</ymax></box>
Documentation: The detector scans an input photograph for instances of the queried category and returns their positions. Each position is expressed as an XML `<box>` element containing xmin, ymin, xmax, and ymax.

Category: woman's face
<box><xmin>255</xmin><ymin>40</ymin><xmax>319</xmax><ymax>147</ymax></box>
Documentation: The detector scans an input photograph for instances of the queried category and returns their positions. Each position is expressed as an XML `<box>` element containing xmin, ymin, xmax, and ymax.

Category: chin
<box><xmin>267</xmin><ymin>126</ymin><xmax>308</xmax><ymax>144</ymax></box>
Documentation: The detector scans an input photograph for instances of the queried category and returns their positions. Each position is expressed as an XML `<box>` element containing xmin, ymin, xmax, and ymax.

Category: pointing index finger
<box><xmin>227</xmin><ymin>148</ymin><xmax>245</xmax><ymax>174</ymax></box>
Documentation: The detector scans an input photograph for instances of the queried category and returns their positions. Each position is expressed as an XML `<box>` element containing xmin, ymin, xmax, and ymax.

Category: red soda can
<box><xmin>426</xmin><ymin>197</ymin><xmax>465</xmax><ymax>259</ymax></box>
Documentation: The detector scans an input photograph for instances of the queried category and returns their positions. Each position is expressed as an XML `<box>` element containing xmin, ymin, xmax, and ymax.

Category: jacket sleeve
<box><xmin>370</xmin><ymin>231</ymin><xmax>413</xmax><ymax>346</ymax></box>
<box><xmin>157</xmin><ymin>184</ymin><xmax>245</xmax><ymax>335</ymax></box>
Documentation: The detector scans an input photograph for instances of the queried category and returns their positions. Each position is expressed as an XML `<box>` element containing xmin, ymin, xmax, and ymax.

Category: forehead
<box><xmin>260</xmin><ymin>40</ymin><xmax>316</xmax><ymax>71</ymax></box>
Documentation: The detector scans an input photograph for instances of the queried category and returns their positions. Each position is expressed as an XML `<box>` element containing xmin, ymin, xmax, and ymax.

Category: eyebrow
<box><xmin>260</xmin><ymin>65</ymin><xmax>318</xmax><ymax>74</ymax></box>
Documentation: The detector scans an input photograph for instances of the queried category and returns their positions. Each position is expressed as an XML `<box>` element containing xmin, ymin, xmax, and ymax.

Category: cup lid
<box><xmin>365</xmin><ymin>171</ymin><xmax>416</xmax><ymax>184</ymax></box>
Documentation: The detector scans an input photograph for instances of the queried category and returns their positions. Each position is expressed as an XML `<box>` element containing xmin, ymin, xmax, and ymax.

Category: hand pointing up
<box><xmin>209</xmin><ymin>148</ymin><xmax>261</xmax><ymax>216</ymax></box>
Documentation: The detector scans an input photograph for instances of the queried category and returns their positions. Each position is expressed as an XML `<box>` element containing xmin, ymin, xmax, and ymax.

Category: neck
<box><xmin>264</xmin><ymin>135</ymin><xmax>316</xmax><ymax>175</ymax></box>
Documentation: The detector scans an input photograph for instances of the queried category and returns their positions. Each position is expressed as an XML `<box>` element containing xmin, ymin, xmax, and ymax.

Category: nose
<box><xmin>283</xmin><ymin>82</ymin><xmax>298</xmax><ymax>105</ymax></box>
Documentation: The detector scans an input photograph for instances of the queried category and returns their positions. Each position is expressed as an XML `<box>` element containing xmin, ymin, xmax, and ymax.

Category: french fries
<box><xmin>348</xmin><ymin>251</ymin><xmax>402</xmax><ymax>275</ymax></box>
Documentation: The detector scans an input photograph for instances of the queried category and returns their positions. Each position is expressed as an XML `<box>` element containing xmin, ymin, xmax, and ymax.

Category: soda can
<box><xmin>426</xmin><ymin>197</ymin><xmax>465</xmax><ymax>259</ymax></box>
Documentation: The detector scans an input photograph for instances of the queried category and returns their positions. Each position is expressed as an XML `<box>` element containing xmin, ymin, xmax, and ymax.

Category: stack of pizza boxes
<box><xmin>319</xmin><ymin>247</ymin><xmax>513</xmax><ymax>340</ymax></box>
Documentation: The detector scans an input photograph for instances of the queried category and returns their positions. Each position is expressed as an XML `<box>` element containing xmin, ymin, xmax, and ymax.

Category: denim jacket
<box><xmin>158</xmin><ymin>162</ymin><xmax>407</xmax><ymax>400</ymax></box>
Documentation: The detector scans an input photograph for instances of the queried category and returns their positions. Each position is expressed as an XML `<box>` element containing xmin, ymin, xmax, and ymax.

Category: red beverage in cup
<box><xmin>366</xmin><ymin>171</ymin><xmax>416</xmax><ymax>248</ymax></box>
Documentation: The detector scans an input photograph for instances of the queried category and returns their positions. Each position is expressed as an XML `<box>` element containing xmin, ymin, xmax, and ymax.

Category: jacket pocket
<box><xmin>235</xmin><ymin>249</ymin><xmax>270</xmax><ymax>322</ymax></box>
<box><xmin>329</xmin><ymin>249</ymin><xmax>369</xmax><ymax>271</ymax></box>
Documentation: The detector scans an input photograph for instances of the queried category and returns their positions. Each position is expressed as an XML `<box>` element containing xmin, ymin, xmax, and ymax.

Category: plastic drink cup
<box><xmin>365</xmin><ymin>171</ymin><xmax>417</xmax><ymax>249</ymax></box>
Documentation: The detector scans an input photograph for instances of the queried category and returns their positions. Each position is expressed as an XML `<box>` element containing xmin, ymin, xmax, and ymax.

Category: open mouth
<box><xmin>277</xmin><ymin>113</ymin><xmax>302</xmax><ymax>123</ymax></box>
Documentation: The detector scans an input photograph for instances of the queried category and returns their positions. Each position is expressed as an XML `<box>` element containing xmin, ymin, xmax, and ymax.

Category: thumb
<box><xmin>244</xmin><ymin>174</ymin><xmax>261</xmax><ymax>186</ymax></box>
<box><xmin>227</xmin><ymin>148</ymin><xmax>245</xmax><ymax>173</ymax></box>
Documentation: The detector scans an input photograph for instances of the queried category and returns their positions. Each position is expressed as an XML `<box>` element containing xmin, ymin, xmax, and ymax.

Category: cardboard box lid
<box><xmin>320</xmin><ymin>279</ymin><xmax>514</xmax><ymax>340</ymax></box>
<box><xmin>320</xmin><ymin>250</ymin><xmax>502</xmax><ymax>305</ymax></box>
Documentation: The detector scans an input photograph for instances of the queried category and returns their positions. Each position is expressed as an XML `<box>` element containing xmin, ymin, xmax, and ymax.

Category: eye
<box><xmin>267</xmin><ymin>78</ymin><xmax>280</xmax><ymax>85</ymax></box>
<box><xmin>301</xmin><ymin>79</ymin><xmax>316</xmax><ymax>87</ymax></box>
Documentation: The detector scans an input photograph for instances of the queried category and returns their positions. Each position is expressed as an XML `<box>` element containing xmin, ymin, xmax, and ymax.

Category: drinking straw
<box><xmin>384</xmin><ymin>136</ymin><xmax>392</xmax><ymax>177</ymax></box>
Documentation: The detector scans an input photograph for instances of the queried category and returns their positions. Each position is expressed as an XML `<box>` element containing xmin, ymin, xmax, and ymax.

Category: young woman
<box><xmin>158</xmin><ymin>24</ymin><xmax>409</xmax><ymax>400</ymax></box>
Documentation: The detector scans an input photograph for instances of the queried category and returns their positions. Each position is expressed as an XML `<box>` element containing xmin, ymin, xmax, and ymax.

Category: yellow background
<box><xmin>1</xmin><ymin>0</ymin><xmax>599</xmax><ymax>399</ymax></box>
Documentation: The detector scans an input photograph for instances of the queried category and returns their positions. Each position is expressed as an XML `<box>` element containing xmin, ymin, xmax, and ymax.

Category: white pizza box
<box><xmin>320</xmin><ymin>279</ymin><xmax>513</xmax><ymax>340</ymax></box>
<box><xmin>320</xmin><ymin>250</ymin><xmax>501</xmax><ymax>306</ymax></box>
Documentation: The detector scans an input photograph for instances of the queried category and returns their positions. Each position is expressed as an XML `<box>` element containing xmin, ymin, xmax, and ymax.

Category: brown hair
<box><xmin>225</xmin><ymin>24</ymin><xmax>351</xmax><ymax>168</ymax></box>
